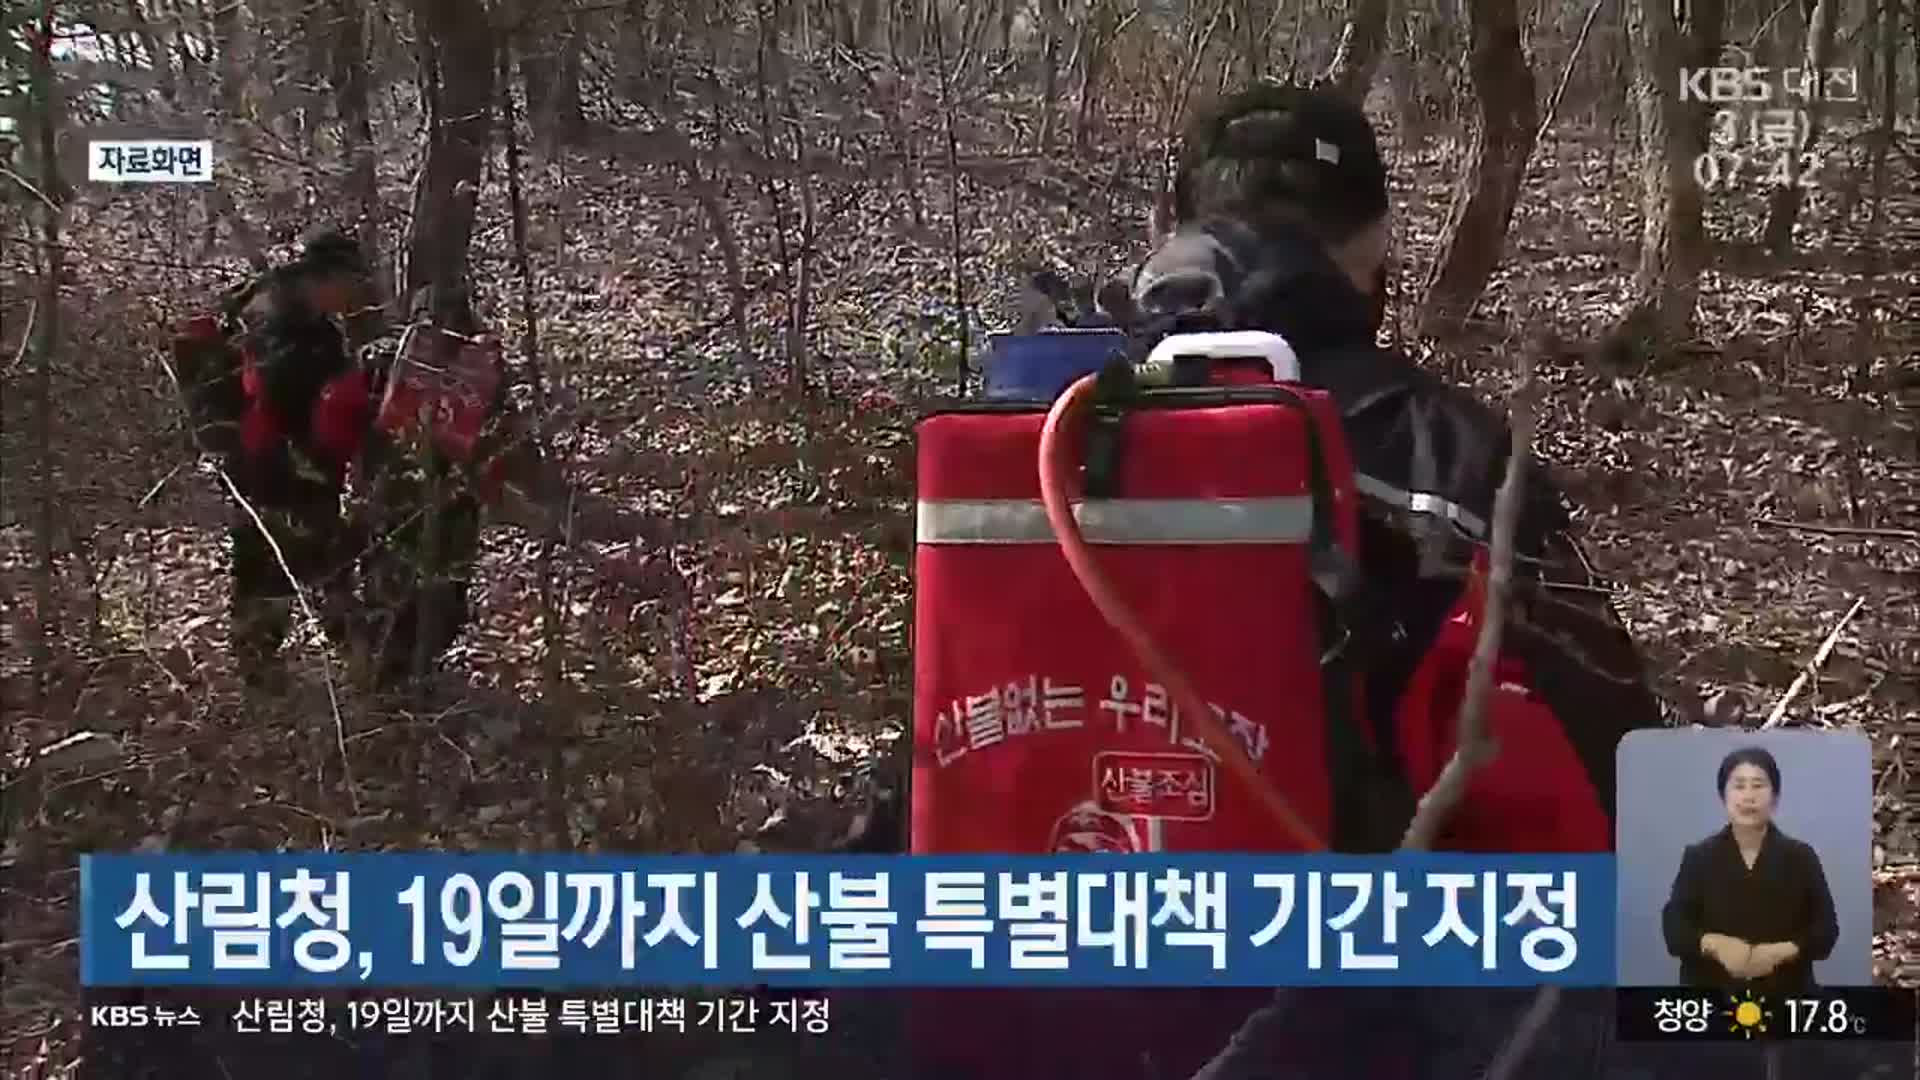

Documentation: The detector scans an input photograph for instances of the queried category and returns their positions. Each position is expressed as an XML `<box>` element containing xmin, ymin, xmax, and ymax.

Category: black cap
<box><xmin>1175</xmin><ymin>82</ymin><xmax>1389</xmax><ymax>237</ymax></box>
<box><xmin>297</xmin><ymin>229</ymin><xmax>369</xmax><ymax>277</ymax></box>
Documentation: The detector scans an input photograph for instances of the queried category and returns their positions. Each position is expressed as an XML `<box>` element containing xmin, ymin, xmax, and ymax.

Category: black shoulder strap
<box><xmin>1123</xmin><ymin>226</ymin><xmax>1423</xmax><ymax>848</ymax></box>
<box><xmin>1287</xmin><ymin>379</ymin><xmax>1416</xmax><ymax>852</ymax></box>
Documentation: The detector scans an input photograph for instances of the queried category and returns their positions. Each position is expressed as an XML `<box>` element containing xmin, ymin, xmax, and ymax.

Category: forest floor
<box><xmin>1</xmin><ymin>89</ymin><xmax>1917</xmax><ymax>1076</ymax></box>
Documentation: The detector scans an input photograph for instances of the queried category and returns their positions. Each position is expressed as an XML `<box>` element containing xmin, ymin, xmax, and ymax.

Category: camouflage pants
<box><xmin>229</xmin><ymin>500</ymin><xmax>354</xmax><ymax>692</ymax></box>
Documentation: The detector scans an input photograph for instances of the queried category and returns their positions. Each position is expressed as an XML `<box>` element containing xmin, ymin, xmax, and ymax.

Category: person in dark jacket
<box><xmin>1661</xmin><ymin>745</ymin><xmax>1840</xmax><ymax>993</ymax></box>
<box><xmin>1127</xmin><ymin>81</ymin><xmax>1666</xmax><ymax>851</ymax></box>
<box><xmin>213</xmin><ymin>230</ymin><xmax>376</xmax><ymax>698</ymax></box>
<box><xmin>966</xmin><ymin>82</ymin><xmax>1673</xmax><ymax>1080</ymax></box>
<box><xmin>848</xmin><ymin>84</ymin><xmax>1665</xmax><ymax>862</ymax></box>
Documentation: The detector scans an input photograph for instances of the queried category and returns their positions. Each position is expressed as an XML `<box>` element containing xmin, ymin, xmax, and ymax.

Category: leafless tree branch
<box><xmin>1399</xmin><ymin>342</ymin><xmax>1537</xmax><ymax>850</ymax></box>
<box><xmin>212</xmin><ymin>465</ymin><xmax>360</xmax><ymax>815</ymax></box>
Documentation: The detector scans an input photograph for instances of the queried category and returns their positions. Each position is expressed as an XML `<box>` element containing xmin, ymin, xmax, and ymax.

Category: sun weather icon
<box><xmin>1725</xmin><ymin>990</ymin><xmax>1770</xmax><ymax>1039</ymax></box>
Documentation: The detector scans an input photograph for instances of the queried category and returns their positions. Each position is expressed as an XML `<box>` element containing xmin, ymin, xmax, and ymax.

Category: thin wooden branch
<box><xmin>933</xmin><ymin>5</ymin><xmax>970</xmax><ymax>394</ymax></box>
<box><xmin>1399</xmin><ymin>345</ymin><xmax>1538</xmax><ymax>850</ymax></box>
<box><xmin>2</xmin><ymin>300</ymin><xmax>35</xmax><ymax>380</ymax></box>
<box><xmin>1191</xmin><ymin>340</ymin><xmax>1552</xmax><ymax>1080</ymax></box>
<box><xmin>1408</xmin><ymin>339</ymin><xmax>1551</xmax><ymax>1080</ymax></box>
<box><xmin>1761</xmin><ymin>595</ymin><xmax>1868</xmax><ymax>729</ymax></box>
<box><xmin>136</xmin><ymin>462</ymin><xmax>186</xmax><ymax>510</ymax></box>
<box><xmin>1755</xmin><ymin>518</ymin><xmax>1920</xmax><ymax>543</ymax></box>
<box><xmin>1164</xmin><ymin>0</ymin><xmax>1230</xmax><ymax>151</ymax></box>
<box><xmin>212</xmin><ymin>465</ymin><xmax>359</xmax><ymax>814</ymax></box>
<box><xmin>1484</xmin><ymin>986</ymin><xmax>1563</xmax><ymax>1080</ymax></box>
<box><xmin>501</xmin><ymin>26</ymin><xmax>573</xmax><ymax>849</ymax></box>
<box><xmin>0</xmin><ymin>164</ymin><xmax>59</xmax><ymax>212</ymax></box>
<box><xmin>1533</xmin><ymin>0</ymin><xmax>1610</xmax><ymax>147</ymax></box>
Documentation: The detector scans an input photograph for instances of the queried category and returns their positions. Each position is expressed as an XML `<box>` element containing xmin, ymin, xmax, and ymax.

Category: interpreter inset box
<box><xmin>1615</xmin><ymin>728</ymin><xmax>1872</xmax><ymax>988</ymax></box>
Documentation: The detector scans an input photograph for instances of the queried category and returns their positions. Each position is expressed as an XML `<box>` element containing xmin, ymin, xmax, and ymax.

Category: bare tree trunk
<box><xmin>1866</xmin><ymin>0</ymin><xmax>1896</xmax><ymax>276</ymax></box>
<box><xmin>520</xmin><ymin>1</ymin><xmax>588</xmax><ymax>151</ymax></box>
<box><xmin>497</xmin><ymin>25</ymin><xmax>572</xmax><ymax>849</ymax></box>
<box><xmin>823</xmin><ymin>0</ymin><xmax>852</xmax><ymax>50</ymax></box>
<box><xmin>1324</xmin><ymin>0</ymin><xmax>1391</xmax><ymax>102</ymax></box>
<box><xmin>1040</xmin><ymin>0</ymin><xmax>1063</xmax><ymax>150</ymax></box>
<box><xmin>397</xmin><ymin>0</ymin><xmax>495</xmax><ymax>716</ymax></box>
<box><xmin>753</xmin><ymin>0</ymin><xmax>797</xmax><ymax>375</ymax></box>
<box><xmin>781</xmin><ymin>43</ymin><xmax>818</xmax><ymax>390</ymax></box>
<box><xmin>1165</xmin><ymin>0</ymin><xmax>1232</xmax><ymax>153</ymax></box>
<box><xmin>1601</xmin><ymin>0</ymin><xmax>1629</xmax><ymax>203</ymax></box>
<box><xmin>1610</xmin><ymin>0</ymin><xmax>1724</xmax><ymax>359</ymax></box>
<box><xmin>1074</xmin><ymin>0</ymin><xmax>1127</xmax><ymax>148</ymax></box>
<box><xmin>1232</xmin><ymin>0</ymin><xmax>1272</xmax><ymax>80</ymax></box>
<box><xmin>792</xmin><ymin>0</ymin><xmax>813</xmax><ymax>56</ymax></box>
<box><xmin>405</xmin><ymin>0</ymin><xmax>497</xmax><ymax>326</ymax></box>
<box><xmin>1409</xmin><ymin>0</ymin><xmax>1467</xmax><ymax>138</ymax></box>
<box><xmin>202</xmin><ymin>0</ymin><xmax>267</xmax><ymax>269</ymax></box>
<box><xmin>935</xmin><ymin>3</ymin><xmax>971</xmax><ymax>394</ymax></box>
<box><xmin>123</xmin><ymin>0</ymin><xmax>181</xmax><ymax>105</ymax></box>
<box><xmin>297</xmin><ymin>0</ymin><xmax>334</xmax><ymax>156</ymax></box>
<box><xmin>176</xmin><ymin>10</ymin><xmax>205</xmax><ymax>96</ymax></box>
<box><xmin>1760</xmin><ymin>0</ymin><xmax>1839</xmax><ymax>255</ymax></box>
<box><xmin>1911</xmin><ymin>0</ymin><xmax>1918</xmax><ymax>120</ymax></box>
<box><xmin>1389</xmin><ymin>4</ymin><xmax>1424</xmax><ymax>139</ymax></box>
<box><xmin>99</xmin><ymin>31</ymin><xmax>131</xmax><ymax>120</ymax></box>
<box><xmin>209</xmin><ymin>2</ymin><xmax>246</xmax><ymax>128</ymax></box>
<box><xmin>1835</xmin><ymin>0</ymin><xmax>1903</xmax><ymax>530</ymax></box>
<box><xmin>1860</xmin><ymin>0</ymin><xmax>1880</xmax><ymax>115</ymax></box>
<box><xmin>27</xmin><ymin>7</ymin><xmax>62</xmax><ymax>707</ymax></box>
<box><xmin>1419</xmin><ymin>0</ymin><xmax>1540</xmax><ymax>336</ymax></box>
<box><xmin>955</xmin><ymin>0</ymin><xmax>999</xmax><ymax>77</ymax></box>
<box><xmin>681</xmin><ymin>156</ymin><xmax>752</xmax><ymax>364</ymax></box>
<box><xmin>791</xmin><ymin>166</ymin><xmax>817</xmax><ymax>390</ymax></box>
<box><xmin>331</xmin><ymin>0</ymin><xmax>385</xmax><ymax>342</ymax></box>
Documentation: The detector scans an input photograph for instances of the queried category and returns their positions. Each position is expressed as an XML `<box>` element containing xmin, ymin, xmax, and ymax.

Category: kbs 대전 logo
<box><xmin>1682</xmin><ymin>46</ymin><xmax>1858</xmax><ymax>192</ymax></box>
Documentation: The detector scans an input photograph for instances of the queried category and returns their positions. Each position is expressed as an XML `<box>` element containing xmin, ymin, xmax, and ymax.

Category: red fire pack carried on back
<box><xmin>913</xmin><ymin>331</ymin><xmax>1405</xmax><ymax>857</ymax></box>
<box><xmin>171</xmin><ymin>312</ymin><xmax>372</xmax><ymax>480</ymax></box>
<box><xmin>375</xmin><ymin>325</ymin><xmax>505</xmax><ymax>464</ymax></box>
<box><xmin>909</xmin><ymin>331</ymin><xmax>1415</xmax><ymax>1078</ymax></box>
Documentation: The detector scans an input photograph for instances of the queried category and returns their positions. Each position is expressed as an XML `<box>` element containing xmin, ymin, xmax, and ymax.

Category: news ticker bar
<box><xmin>81</xmin><ymin>987</ymin><xmax>1915</xmax><ymax>1045</ymax></box>
<box><xmin>75</xmin><ymin>989</ymin><xmax>859</xmax><ymax>1080</ymax></box>
<box><xmin>84</xmin><ymin>989</ymin><xmax>833</xmax><ymax>1039</ymax></box>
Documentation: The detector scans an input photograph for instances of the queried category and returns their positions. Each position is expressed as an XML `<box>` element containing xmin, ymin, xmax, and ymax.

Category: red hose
<box><xmin>1038</xmin><ymin>373</ymin><xmax>1327</xmax><ymax>852</ymax></box>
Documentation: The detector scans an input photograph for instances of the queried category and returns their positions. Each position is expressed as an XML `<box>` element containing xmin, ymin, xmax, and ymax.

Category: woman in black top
<box><xmin>1660</xmin><ymin>746</ymin><xmax>1840</xmax><ymax>992</ymax></box>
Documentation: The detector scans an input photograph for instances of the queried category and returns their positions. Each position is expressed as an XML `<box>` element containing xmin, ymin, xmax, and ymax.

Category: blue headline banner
<box><xmin>81</xmin><ymin>853</ymin><xmax>1614</xmax><ymax>988</ymax></box>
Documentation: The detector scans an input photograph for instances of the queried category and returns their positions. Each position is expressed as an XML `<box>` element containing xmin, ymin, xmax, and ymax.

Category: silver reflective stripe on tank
<box><xmin>916</xmin><ymin>497</ymin><xmax>1315</xmax><ymax>545</ymax></box>
<box><xmin>1352</xmin><ymin>473</ymin><xmax>1488</xmax><ymax>539</ymax></box>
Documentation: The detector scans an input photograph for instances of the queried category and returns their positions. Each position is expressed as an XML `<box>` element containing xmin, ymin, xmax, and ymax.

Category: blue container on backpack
<box><xmin>983</xmin><ymin>329</ymin><xmax>1128</xmax><ymax>401</ymax></box>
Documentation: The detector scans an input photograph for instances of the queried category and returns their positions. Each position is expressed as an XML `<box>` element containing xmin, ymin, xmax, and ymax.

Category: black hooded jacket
<box><xmin>1130</xmin><ymin>218</ymin><xmax>1664</xmax><ymax>832</ymax></box>
<box><xmin>219</xmin><ymin>269</ymin><xmax>358</xmax><ymax>508</ymax></box>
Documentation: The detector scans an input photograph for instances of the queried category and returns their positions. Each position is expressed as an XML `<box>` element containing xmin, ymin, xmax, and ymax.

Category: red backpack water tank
<box><xmin>375</xmin><ymin>326</ymin><xmax>504</xmax><ymax>464</ymax></box>
<box><xmin>908</xmin><ymin>332</ymin><xmax>1410</xmax><ymax>1079</ymax></box>
<box><xmin>912</xmin><ymin>337</ymin><xmax>1386</xmax><ymax>857</ymax></box>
